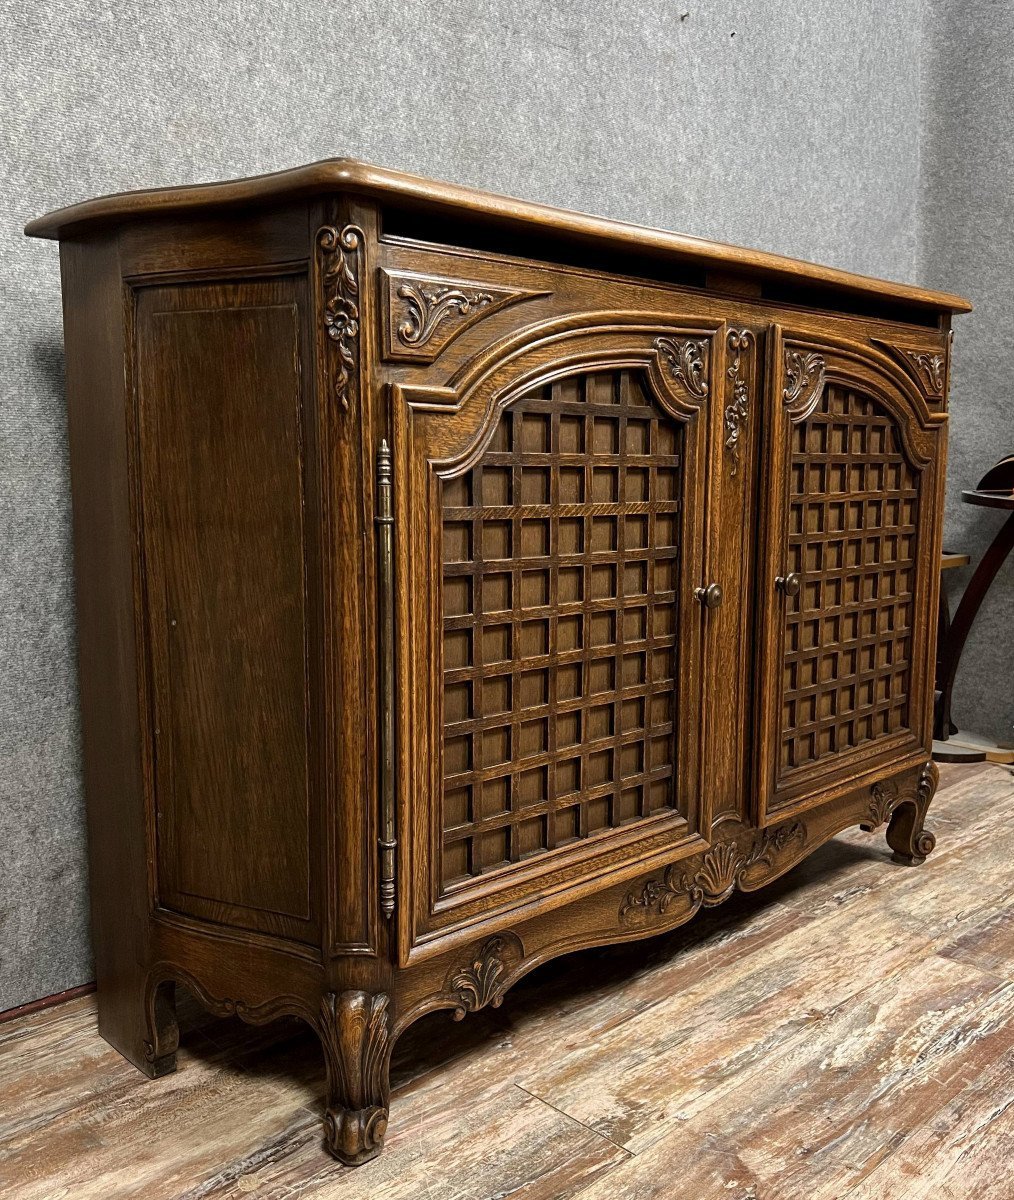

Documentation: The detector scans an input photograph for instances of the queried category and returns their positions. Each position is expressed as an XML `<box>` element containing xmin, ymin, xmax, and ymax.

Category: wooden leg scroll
<box><xmin>318</xmin><ymin>990</ymin><xmax>392</xmax><ymax>1166</ymax></box>
<box><xmin>886</xmin><ymin>761</ymin><xmax>939</xmax><ymax>866</ymax></box>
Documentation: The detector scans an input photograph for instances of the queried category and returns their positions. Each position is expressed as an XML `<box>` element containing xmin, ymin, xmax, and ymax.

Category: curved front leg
<box><xmin>886</xmin><ymin>761</ymin><xmax>939</xmax><ymax>866</ymax></box>
<box><xmin>317</xmin><ymin>990</ymin><xmax>392</xmax><ymax>1166</ymax></box>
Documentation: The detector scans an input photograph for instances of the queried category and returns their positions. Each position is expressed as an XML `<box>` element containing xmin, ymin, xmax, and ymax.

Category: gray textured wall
<box><xmin>0</xmin><ymin>0</ymin><xmax>949</xmax><ymax>1010</ymax></box>
<box><xmin>921</xmin><ymin>0</ymin><xmax>1014</xmax><ymax>746</ymax></box>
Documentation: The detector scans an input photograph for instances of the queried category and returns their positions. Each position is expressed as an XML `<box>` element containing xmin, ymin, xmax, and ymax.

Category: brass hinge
<box><xmin>376</xmin><ymin>439</ymin><xmax>396</xmax><ymax>920</ymax></box>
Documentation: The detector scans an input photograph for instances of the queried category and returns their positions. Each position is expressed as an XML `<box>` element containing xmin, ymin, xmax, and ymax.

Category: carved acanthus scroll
<box><xmin>383</xmin><ymin>270</ymin><xmax>547</xmax><ymax>362</ymax></box>
<box><xmin>783</xmin><ymin>347</ymin><xmax>826</xmax><ymax>421</ymax></box>
<box><xmin>445</xmin><ymin>932</ymin><xmax>524</xmax><ymax>1020</ymax></box>
<box><xmin>398</xmin><ymin>282</ymin><xmax>494</xmax><ymax>346</ymax></box>
<box><xmin>654</xmin><ymin>336</ymin><xmax>710</xmax><ymax>400</ymax></box>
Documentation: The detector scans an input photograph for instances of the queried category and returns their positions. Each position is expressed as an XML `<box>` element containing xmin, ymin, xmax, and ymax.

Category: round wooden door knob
<box><xmin>694</xmin><ymin>582</ymin><xmax>724</xmax><ymax>609</ymax></box>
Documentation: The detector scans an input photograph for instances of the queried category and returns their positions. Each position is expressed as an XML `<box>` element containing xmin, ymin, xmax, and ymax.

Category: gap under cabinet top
<box><xmin>24</xmin><ymin>158</ymin><xmax>972</xmax><ymax>319</ymax></box>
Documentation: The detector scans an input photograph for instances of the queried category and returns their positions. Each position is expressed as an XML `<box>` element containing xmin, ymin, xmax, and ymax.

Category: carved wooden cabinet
<box><xmin>27</xmin><ymin>161</ymin><xmax>970</xmax><ymax>1164</ymax></box>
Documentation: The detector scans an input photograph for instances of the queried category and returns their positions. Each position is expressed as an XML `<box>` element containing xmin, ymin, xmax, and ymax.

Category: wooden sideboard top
<box><xmin>25</xmin><ymin>157</ymin><xmax>971</xmax><ymax>318</ymax></box>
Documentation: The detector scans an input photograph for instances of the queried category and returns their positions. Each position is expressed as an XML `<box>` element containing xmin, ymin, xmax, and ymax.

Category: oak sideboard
<box><xmin>27</xmin><ymin>161</ymin><xmax>971</xmax><ymax>1164</ymax></box>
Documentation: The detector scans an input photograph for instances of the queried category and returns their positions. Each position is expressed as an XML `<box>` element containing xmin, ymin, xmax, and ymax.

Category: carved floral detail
<box><xmin>318</xmin><ymin>224</ymin><xmax>364</xmax><ymax>413</ymax></box>
<box><xmin>447</xmin><ymin>933</ymin><xmax>523</xmax><ymax>1020</ymax></box>
<box><xmin>655</xmin><ymin>336</ymin><xmax>710</xmax><ymax>400</ymax></box>
<box><xmin>319</xmin><ymin>990</ymin><xmax>391</xmax><ymax>1165</ymax></box>
<box><xmin>724</xmin><ymin>328</ymin><xmax>753</xmax><ymax>474</ymax></box>
<box><xmin>620</xmin><ymin>822</ymin><xmax>806</xmax><ymax>919</ymax></box>
<box><xmin>863</xmin><ymin>779</ymin><xmax>899</xmax><ymax>831</ymax></box>
<box><xmin>397</xmin><ymin>282</ymin><xmax>495</xmax><ymax>347</ymax></box>
<box><xmin>901</xmin><ymin>349</ymin><xmax>946</xmax><ymax>398</ymax></box>
<box><xmin>783</xmin><ymin>347</ymin><xmax>826</xmax><ymax>421</ymax></box>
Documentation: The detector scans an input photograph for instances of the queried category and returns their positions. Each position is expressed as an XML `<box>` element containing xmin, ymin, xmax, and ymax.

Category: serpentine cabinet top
<box><xmin>25</xmin><ymin>157</ymin><xmax>971</xmax><ymax>321</ymax></box>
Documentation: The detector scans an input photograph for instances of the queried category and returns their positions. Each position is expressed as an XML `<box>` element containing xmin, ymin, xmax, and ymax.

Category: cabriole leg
<box><xmin>317</xmin><ymin>990</ymin><xmax>392</xmax><ymax>1166</ymax></box>
<box><xmin>886</xmin><ymin>761</ymin><xmax>939</xmax><ymax>866</ymax></box>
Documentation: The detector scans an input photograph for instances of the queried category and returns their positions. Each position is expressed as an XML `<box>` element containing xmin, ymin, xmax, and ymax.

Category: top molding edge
<box><xmin>24</xmin><ymin>158</ymin><xmax>972</xmax><ymax>316</ymax></box>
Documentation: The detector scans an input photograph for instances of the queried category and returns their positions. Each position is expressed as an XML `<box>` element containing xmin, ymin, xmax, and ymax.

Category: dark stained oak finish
<box><xmin>26</xmin><ymin>159</ymin><xmax>969</xmax><ymax>1166</ymax></box>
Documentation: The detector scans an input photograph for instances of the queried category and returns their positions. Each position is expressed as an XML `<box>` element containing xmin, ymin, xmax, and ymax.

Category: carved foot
<box><xmin>139</xmin><ymin>976</ymin><xmax>179</xmax><ymax>1078</ymax></box>
<box><xmin>318</xmin><ymin>990</ymin><xmax>392</xmax><ymax>1166</ymax></box>
<box><xmin>886</xmin><ymin>761</ymin><xmax>938</xmax><ymax>866</ymax></box>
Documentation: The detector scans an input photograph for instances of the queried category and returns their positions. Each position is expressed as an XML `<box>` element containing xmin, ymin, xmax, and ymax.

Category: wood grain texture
<box><xmin>0</xmin><ymin>764</ymin><xmax>1010</xmax><ymax>1198</ymax></box>
<box><xmin>135</xmin><ymin>279</ymin><xmax>316</xmax><ymax>939</ymax></box>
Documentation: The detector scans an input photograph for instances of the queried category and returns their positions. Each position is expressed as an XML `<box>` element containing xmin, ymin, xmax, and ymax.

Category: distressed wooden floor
<box><xmin>1</xmin><ymin>763</ymin><xmax>1012</xmax><ymax>1199</ymax></box>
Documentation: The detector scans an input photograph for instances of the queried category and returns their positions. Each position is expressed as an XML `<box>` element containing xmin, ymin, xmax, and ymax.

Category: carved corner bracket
<box><xmin>873</xmin><ymin>338</ymin><xmax>948</xmax><ymax>403</ymax></box>
<box><xmin>620</xmin><ymin>821</ymin><xmax>806</xmax><ymax>922</ymax></box>
<box><xmin>783</xmin><ymin>346</ymin><xmax>826</xmax><ymax>422</ymax></box>
<box><xmin>382</xmin><ymin>270</ymin><xmax>548</xmax><ymax>363</ymax></box>
<box><xmin>317</xmin><ymin>224</ymin><xmax>364</xmax><ymax>413</ymax></box>
<box><xmin>654</xmin><ymin>335</ymin><xmax>710</xmax><ymax>402</ymax></box>
<box><xmin>444</xmin><ymin>932</ymin><xmax>524</xmax><ymax>1020</ymax></box>
<box><xmin>724</xmin><ymin>328</ymin><xmax>753</xmax><ymax>475</ymax></box>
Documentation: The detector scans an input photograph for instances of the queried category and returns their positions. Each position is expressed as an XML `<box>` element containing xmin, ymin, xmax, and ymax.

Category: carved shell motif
<box><xmin>620</xmin><ymin>823</ymin><xmax>806</xmax><ymax>919</ymax></box>
<box><xmin>692</xmin><ymin>840</ymin><xmax>743</xmax><ymax>906</ymax></box>
<box><xmin>654</xmin><ymin>336</ymin><xmax>710</xmax><ymax>400</ymax></box>
<box><xmin>783</xmin><ymin>347</ymin><xmax>826</xmax><ymax>421</ymax></box>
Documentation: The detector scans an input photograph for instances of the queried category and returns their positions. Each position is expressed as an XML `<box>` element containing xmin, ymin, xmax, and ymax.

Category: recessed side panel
<box><xmin>135</xmin><ymin>276</ymin><xmax>318</xmax><ymax>943</ymax></box>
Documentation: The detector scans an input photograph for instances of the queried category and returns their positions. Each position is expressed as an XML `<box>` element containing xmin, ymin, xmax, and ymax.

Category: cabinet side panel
<box><xmin>59</xmin><ymin>236</ymin><xmax>153</xmax><ymax>1066</ymax></box>
<box><xmin>135</xmin><ymin>278</ymin><xmax>316</xmax><ymax>941</ymax></box>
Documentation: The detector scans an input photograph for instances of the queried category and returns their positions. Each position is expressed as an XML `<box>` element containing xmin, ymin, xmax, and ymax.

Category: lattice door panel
<box><xmin>439</xmin><ymin>369</ymin><xmax>684</xmax><ymax>890</ymax></box>
<box><xmin>779</xmin><ymin>384</ymin><xmax>919</xmax><ymax>778</ymax></box>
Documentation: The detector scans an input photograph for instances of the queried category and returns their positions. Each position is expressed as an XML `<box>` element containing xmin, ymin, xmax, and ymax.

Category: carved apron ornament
<box><xmin>446</xmin><ymin>933</ymin><xmax>524</xmax><ymax>1020</ymax></box>
<box><xmin>621</xmin><ymin>823</ymin><xmax>806</xmax><ymax>919</ymax></box>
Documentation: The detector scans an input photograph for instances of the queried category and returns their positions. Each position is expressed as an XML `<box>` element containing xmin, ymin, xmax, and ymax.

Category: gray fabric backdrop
<box><xmin>0</xmin><ymin>0</ymin><xmax>1007</xmax><ymax>1011</ymax></box>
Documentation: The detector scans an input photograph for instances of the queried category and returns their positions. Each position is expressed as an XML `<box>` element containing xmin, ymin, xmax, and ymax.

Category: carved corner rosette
<box><xmin>317</xmin><ymin>224</ymin><xmax>364</xmax><ymax>413</ymax></box>
<box><xmin>724</xmin><ymin>328</ymin><xmax>753</xmax><ymax>475</ymax></box>
<box><xmin>318</xmin><ymin>990</ymin><xmax>392</xmax><ymax>1166</ymax></box>
<box><xmin>445</xmin><ymin>932</ymin><xmax>524</xmax><ymax>1021</ymax></box>
<box><xmin>620</xmin><ymin>822</ymin><xmax>806</xmax><ymax>922</ymax></box>
<box><xmin>654</xmin><ymin>335</ymin><xmax>710</xmax><ymax>401</ymax></box>
<box><xmin>783</xmin><ymin>346</ymin><xmax>826</xmax><ymax>422</ymax></box>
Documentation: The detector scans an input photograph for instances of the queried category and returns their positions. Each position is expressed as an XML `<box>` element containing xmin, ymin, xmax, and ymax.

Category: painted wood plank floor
<box><xmin>1</xmin><ymin>763</ymin><xmax>1011</xmax><ymax>1199</ymax></box>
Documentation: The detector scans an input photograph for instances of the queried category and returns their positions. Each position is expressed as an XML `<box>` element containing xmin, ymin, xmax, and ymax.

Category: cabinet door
<box><xmin>755</xmin><ymin>326</ymin><xmax>946</xmax><ymax>823</ymax></box>
<box><xmin>393</xmin><ymin>315</ymin><xmax>726</xmax><ymax>958</ymax></box>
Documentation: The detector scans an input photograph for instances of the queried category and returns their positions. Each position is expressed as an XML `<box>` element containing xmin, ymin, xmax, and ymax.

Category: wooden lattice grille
<box><xmin>781</xmin><ymin>385</ymin><xmax>919</xmax><ymax>775</ymax></box>
<box><xmin>440</xmin><ymin>370</ymin><xmax>683</xmax><ymax>887</ymax></box>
